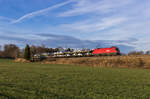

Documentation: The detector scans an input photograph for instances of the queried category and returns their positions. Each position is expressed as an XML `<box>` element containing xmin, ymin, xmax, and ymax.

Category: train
<box><xmin>92</xmin><ymin>46</ymin><xmax>120</xmax><ymax>56</ymax></box>
<box><xmin>53</xmin><ymin>46</ymin><xmax>120</xmax><ymax>57</ymax></box>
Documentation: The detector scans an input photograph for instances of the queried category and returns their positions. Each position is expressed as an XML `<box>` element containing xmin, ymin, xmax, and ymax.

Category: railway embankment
<box><xmin>42</xmin><ymin>55</ymin><xmax>150</xmax><ymax>68</ymax></box>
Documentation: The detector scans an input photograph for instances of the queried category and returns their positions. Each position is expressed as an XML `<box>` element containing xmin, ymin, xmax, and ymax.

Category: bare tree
<box><xmin>145</xmin><ymin>51</ymin><xmax>150</xmax><ymax>55</ymax></box>
<box><xmin>3</xmin><ymin>44</ymin><xmax>19</xmax><ymax>58</ymax></box>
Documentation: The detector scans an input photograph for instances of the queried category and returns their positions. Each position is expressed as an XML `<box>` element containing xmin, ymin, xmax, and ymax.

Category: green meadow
<box><xmin>0</xmin><ymin>59</ymin><xmax>150</xmax><ymax>99</ymax></box>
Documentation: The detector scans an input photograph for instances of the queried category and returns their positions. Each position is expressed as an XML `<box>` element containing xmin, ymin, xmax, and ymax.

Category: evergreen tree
<box><xmin>24</xmin><ymin>44</ymin><xmax>31</xmax><ymax>60</ymax></box>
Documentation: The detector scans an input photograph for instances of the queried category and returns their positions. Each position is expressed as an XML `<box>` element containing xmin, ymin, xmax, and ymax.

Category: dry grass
<box><xmin>14</xmin><ymin>58</ymin><xmax>30</xmax><ymax>63</ymax></box>
<box><xmin>43</xmin><ymin>55</ymin><xmax>150</xmax><ymax>68</ymax></box>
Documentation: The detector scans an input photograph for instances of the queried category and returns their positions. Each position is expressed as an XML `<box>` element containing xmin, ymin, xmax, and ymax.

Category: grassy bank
<box><xmin>0</xmin><ymin>59</ymin><xmax>150</xmax><ymax>98</ymax></box>
<box><xmin>43</xmin><ymin>55</ymin><xmax>150</xmax><ymax>68</ymax></box>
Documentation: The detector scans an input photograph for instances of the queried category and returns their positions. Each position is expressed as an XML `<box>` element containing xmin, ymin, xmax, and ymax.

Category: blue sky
<box><xmin>0</xmin><ymin>0</ymin><xmax>150</xmax><ymax>52</ymax></box>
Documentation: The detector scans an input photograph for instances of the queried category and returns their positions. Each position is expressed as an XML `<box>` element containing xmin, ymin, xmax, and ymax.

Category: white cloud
<box><xmin>11</xmin><ymin>0</ymin><xmax>74</xmax><ymax>24</ymax></box>
<box><xmin>59</xmin><ymin>0</ymin><xmax>134</xmax><ymax>17</ymax></box>
<box><xmin>59</xmin><ymin>16</ymin><xmax>127</xmax><ymax>32</ymax></box>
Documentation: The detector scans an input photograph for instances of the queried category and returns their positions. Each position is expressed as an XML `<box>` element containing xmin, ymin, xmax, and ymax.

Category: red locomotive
<box><xmin>92</xmin><ymin>46</ymin><xmax>120</xmax><ymax>56</ymax></box>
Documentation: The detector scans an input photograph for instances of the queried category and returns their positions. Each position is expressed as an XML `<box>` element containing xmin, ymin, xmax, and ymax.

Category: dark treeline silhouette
<box><xmin>0</xmin><ymin>44</ymin><xmax>65</xmax><ymax>59</ymax></box>
<box><xmin>128</xmin><ymin>51</ymin><xmax>150</xmax><ymax>55</ymax></box>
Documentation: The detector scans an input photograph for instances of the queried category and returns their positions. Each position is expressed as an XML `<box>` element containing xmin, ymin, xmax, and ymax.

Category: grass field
<box><xmin>0</xmin><ymin>59</ymin><xmax>150</xmax><ymax>99</ymax></box>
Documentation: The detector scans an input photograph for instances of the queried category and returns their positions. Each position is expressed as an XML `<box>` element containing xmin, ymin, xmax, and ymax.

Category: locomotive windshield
<box><xmin>116</xmin><ymin>48</ymin><xmax>119</xmax><ymax>51</ymax></box>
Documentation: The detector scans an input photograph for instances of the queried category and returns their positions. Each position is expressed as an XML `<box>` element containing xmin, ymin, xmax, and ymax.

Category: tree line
<box><xmin>0</xmin><ymin>44</ymin><xmax>65</xmax><ymax>59</ymax></box>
